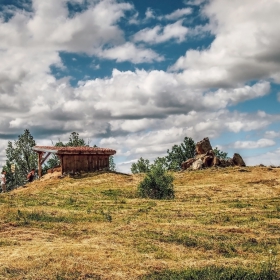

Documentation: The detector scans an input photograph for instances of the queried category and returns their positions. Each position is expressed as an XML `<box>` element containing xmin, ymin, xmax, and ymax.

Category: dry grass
<box><xmin>0</xmin><ymin>166</ymin><xmax>279</xmax><ymax>279</ymax></box>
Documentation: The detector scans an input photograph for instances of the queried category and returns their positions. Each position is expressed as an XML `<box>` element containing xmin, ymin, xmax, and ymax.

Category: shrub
<box><xmin>138</xmin><ymin>164</ymin><xmax>174</xmax><ymax>199</ymax></box>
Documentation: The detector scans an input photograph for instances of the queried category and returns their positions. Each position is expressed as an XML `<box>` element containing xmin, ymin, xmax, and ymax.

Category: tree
<box><xmin>67</xmin><ymin>132</ymin><xmax>87</xmax><ymax>147</ymax></box>
<box><xmin>4</xmin><ymin>129</ymin><xmax>37</xmax><ymax>188</ymax></box>
<box><xmin>153</xmin><ymin>157</ymin><xmax>168</xmax><ymax>171</ymax></box>
<box><xmin>213</xmin><ymin>147</ymin><xmax>229</xmax><ymax>160</ymax></box>
<box><xmin>131</xmin><ymin>157</ymin><xmax>150</xmax><ymax>174</ymax></box>
<box><xmin>45</xmin><ymin>132</ymin><xmax>88</xmax><ymax>169</ymax></box>
<box><xmin>166</xmin><ymin>137</ymin><xmax>196</xmax><ymax>170</ymax></box>
<box><xmin>138</xmin><ymin>163</ymin><xmax>174</xmax><ymax>199</ymax></box>
<box><xmin>109</xmin><ymin>156</ymin><xmax>116</xmax><ymax>171</ymax></box>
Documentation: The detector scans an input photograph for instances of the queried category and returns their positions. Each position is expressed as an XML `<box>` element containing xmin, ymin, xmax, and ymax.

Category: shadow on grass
<box><xmin>139</xmin><ymin>265</ymin><xmax>279</xmax><ymax>280</ymax></box>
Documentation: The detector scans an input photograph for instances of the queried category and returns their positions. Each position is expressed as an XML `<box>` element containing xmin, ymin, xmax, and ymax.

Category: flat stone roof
<box><xmin>33</xmin><ymin>146</ymin><xmax>116</xmax><ymax>155</ymax></box>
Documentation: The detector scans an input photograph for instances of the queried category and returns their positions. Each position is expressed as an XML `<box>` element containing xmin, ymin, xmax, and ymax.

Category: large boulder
<box><xmin>182</xmin><ymin>158</ymin><xmax>196</xmax><ymax>170</ymax></box>
<box><xmin>203</xmin><ymin>156</ymin><xmax>213</xmax><ymax>167</ymax></box>
<box><xmin>233</xmin><ymin>153</ymin><xmax>246</xmax><ymax>166</ymax></box>
<box><xmin>212</xmin><ymin>156</ymin><xmax>221</xmax><ymax>167</ymax></box>
<box><xmin>195</xmin><ymin>137</ymin><xmax>213</xmax><ymax>155</ymax></box>
<box><xmin>192</xmin><ymin>159</ymin><xmax>203</xmax><ymax>170</ymax></box>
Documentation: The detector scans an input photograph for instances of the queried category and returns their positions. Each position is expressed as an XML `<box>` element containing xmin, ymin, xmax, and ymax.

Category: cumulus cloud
<box><xmin>171</xmin><ymin>0</ymin><xmax>280</xmax><ymax>88</ymax></box>
<box><xmin>0</xmin><ymin>0</ymin><xmax>280</xmax><ymax>173</ymax></box>
<box><xmin>233</xmin><ymin>139</ymin><xmax>276</xmax><ymax>149</ymax></box>
<box><xmin>133</xmin><ymin>20</ymin><xmax>188</xmax><ymax>44</ymax></box>
<box><xmin>202</xmin><ymin>82</ymin><xmax>270</xmax><ymax>108</ymax></box>
<box><xmin>0</xmin><ymin>0</ymin><xmax>133</xmax><ymax>54</ymax></box>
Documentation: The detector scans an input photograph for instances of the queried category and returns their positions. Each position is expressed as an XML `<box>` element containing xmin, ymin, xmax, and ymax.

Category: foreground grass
<box><xmin>0</xmin><ymin>166</ymin><xmax>279</xmax><ymax>279</ymax></box>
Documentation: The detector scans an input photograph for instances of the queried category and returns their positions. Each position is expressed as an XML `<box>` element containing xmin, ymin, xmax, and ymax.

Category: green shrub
<box><xmin>138</xmin><ymin>164</ymin><xmax>174</xmax><ymax>199</ymax></box>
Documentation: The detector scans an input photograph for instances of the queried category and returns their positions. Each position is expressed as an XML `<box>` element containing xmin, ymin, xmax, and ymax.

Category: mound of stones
<box><xmin>181</xmin><ymin>137</ymin><xmax>246</xmax><ymax>171</ymax></box>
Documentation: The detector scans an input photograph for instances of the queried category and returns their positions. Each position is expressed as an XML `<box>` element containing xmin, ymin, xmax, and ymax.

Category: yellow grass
<box><xmin>0</xmin><ymin>166</ymin><xmax>279</xmax><ymax>279</ymax></box>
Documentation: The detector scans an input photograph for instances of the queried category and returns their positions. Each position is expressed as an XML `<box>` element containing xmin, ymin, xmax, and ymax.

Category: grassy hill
<box><xmin>0</xmin><ymin>166</ymin><xmax>279</xmax><ymax>279</ymax></box>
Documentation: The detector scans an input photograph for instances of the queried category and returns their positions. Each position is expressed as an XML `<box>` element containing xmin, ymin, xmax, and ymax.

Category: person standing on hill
<box><xmin>1</xmin><ymin>171</ymin><xmax>7</xmax><ymax>193</ymax></box>
<box><xmin>27</xmin><ymin>169</ymin><xmax>35</xmax><ymax>183</ymax></box>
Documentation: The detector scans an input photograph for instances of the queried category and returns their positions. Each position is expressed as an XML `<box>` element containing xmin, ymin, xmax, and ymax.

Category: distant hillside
<box><xmin>0</xmin><ymin>167</ymin><xmax>279</xmax><ymax>280</ymax></box>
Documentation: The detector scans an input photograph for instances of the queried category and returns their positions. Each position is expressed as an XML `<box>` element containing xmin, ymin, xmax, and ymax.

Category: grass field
<box><xmin>0</xmin><ymin>166</ymin><xmax>279</xmax><ymax>279</ymax></box>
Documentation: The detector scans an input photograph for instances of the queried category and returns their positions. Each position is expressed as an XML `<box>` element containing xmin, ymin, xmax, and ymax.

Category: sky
<box><xmin>0</xmin><ymin>0</ymin><xmax>280</xmax><ymax>172</ymax></box>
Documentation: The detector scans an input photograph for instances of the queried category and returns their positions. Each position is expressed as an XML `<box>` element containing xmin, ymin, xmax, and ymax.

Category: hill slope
<box><xmin>0</xmin><ymin>167</ymin><xmax>280</xmax><ymax>279</ymax></box>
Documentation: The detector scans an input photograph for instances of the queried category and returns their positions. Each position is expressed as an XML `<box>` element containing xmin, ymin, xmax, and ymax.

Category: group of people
<box><xmin>1</xmin><ymin>168</ymin><xmax>36</xmax><ymax>193</ymax></box>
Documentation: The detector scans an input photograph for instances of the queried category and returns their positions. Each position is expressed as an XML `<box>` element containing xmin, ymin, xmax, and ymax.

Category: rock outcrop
<box><xmin>195</xmin><ymin>137</ymin><xmax>212</xmax><ymax>154</ymax></box>
<box><xmin>232</xmin><ymin>153</ymin><xmax>246</xmax><ymax>167</ymax></box>
<box><xmin>181</xmin><ymin>137</ymin><xmax>246</xmax><ymax>171</ymax></box>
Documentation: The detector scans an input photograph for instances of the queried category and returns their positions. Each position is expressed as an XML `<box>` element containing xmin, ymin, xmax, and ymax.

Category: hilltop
<box><xmin>0</xmin><ymin>166</ymin><xmax>280</xmax><ymax>279</ymax></box>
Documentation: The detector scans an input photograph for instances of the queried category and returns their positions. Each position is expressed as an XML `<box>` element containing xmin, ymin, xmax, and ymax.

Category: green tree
<box><xmin>153</xmin><ymin>156</ymin><xmax>168</xmax><ymax>171</ymax></box>
<box><xmin>45</xmin><ymin>132</ymin><xmax>88</xmax><ymax>169</ymax></box>
<box><xmin>166</xmin><ymin>137</ymin><xmax>196</xmax><ymax>170</ymax></box>
<box><xmin>213</xmin><ymin>147</ymin><xmax>229</xmax><ymax>160</ymax></box>
<box><xmin>67</xmin><ymin>132</ymin><xmax>87</xmax><ymax>147</ymax></box>
<box><xmin>138</xmin><ymin>163</ymin><xmax>174</xmax><ymax>199</ymax></box>
<box><xmin>4</xmin><ymin>129</ymin><xmax>37</xmax><ymax>188</ymax></box>
<box><xmin>131</xmin><ymin>157</ymin><xmax>150</xmax><ymax>174</ymax></box>
<box><xmin>109</xmin><ymin>156</ymin><xmax>116</xmax><ymax>171</ymax></box>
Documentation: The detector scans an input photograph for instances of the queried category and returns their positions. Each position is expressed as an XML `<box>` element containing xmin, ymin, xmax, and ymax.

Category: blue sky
<box><xmin>0</xmin><ymin>0</ymin><xmax>280</xmax><ymax>171</ymax></box>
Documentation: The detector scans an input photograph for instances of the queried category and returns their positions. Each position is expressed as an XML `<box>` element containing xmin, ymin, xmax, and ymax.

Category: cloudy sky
<box><xmin>0</xmin><ymin>0</ymin><xmax>280</xmax><ymax>172</ymax></box>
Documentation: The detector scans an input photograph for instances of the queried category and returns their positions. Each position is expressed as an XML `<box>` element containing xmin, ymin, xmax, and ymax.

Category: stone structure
<box><xmin>181</xmin><ymin>137</ymin><xmax>246</xmax><ymax>171</ymax></box>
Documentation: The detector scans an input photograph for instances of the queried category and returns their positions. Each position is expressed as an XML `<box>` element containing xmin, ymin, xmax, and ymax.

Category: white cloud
<box><xmin>183</xmin><ymin>0</ymin><xmax>207</xmax><ymax>6</ymax></box>
<box><xmin>245</xmin><ymin>148</ymin><xmax>280</xmax><ymax>167</ymax></box>
<box><xmin>0</xmin><ymin>0</ymin><xmax>131</xmax><ymax>53</ymax></box>
<box><xmin>202</xmin><ymin>82</ymin><xmax>270</xmax><ymax>109</ymax></box>
<box><xmin>233</xmin><ymin>139</ymin><xmax>276</xmax><ymax>149</ymax></box>
<box><xmin>0</xmin><ymin>0</ymin><xmax>280</xmax><ymax>174</ymax></box>
<box><xmin>133</xmin><ymin>20</ymin><xmax>188</xmax><ymax>44</ymax></box>
<box><xmin>145</xmin><ymin>8</ymin><xmax>155</xmax><ymax>20</ymax></box>
<box><xmin>98</xmin><ymin>43</ymin><xmax>164</xmax><ymax>63</ymax></box>
<box><xmin>163</xmin><ymin>8</ymin><xmax>192</xmax><ymax>21</ymax></box>
<box><xmin>264</xmin><ymin>130</ymin><xmax>280</xmax><ymax>138</ymax></box>
<box><xmin>171</xmin><ymin>0</ymin><xmax>280</xmax><ymax>88</ymax></box>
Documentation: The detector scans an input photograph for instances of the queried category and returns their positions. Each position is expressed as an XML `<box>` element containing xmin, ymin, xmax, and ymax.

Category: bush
<box><xmin>138</xmin><ymin>164</ymin><xmax>174</xmax><ymax>199</ymax></box>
